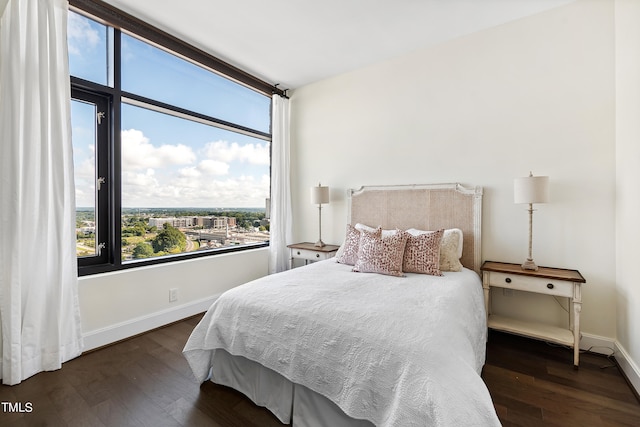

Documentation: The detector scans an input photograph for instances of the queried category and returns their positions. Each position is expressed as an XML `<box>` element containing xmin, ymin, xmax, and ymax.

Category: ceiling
<box><xmin>103</xmin><ymin>0</ymin><xmax>575</xmax><ymax>90</ymax></box>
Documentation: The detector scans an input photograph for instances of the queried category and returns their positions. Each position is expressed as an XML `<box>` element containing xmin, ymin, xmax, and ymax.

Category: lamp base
<box><xmin>314</xmin><ymin>239</ymin><xmax>326</xmax><ymax>248</ymax></box>
<box><xmin>521</xmin><ymin>259</ymin><xmax>539</xmax><ymax>271</ymax></box>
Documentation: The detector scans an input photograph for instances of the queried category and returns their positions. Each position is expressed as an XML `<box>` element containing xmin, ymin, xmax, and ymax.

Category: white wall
<box><xmin>615</xmin><ymin>0</ymin><xmax>640</xmax><ymax>391</ymax></box>
<box><xmin>79</xmin><ymin>247</ymin><xmax>268</xmax><ymax>350</ymax></box>
<box><xmin>291</xmin><ymin>0</ymin><xmax>616</xmax><ymax>340</ymax></box>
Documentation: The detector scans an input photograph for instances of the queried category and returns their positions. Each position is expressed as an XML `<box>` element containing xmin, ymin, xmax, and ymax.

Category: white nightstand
<box><xmin>287</xmin><ymin>242</ymin><xmax>340</xmax><ymax>269</ymax></box>
<box><xmin>481</xmin><ymin>261</ymin><xmax>586</xmax><ymax>367</ymax></box>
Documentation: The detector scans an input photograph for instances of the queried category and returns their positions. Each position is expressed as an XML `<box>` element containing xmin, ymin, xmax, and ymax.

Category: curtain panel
<box><xmin>0</xmin><ymin>0</ymin><xmax>83</xmax><ymax>385</ymax></box>
<box><xmin>269</xmin><ymin>94</ymin><xmax>292</xmax><ymax>274</ymax></box>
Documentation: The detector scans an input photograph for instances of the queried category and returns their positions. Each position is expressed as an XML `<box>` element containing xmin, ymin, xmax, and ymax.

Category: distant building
<box><xmin>148</xmin><ymin>217</ymin><xmax>196</xmax><ymax>228</ymax></box>
<box><xmin>196</xmin><ymin>216</ymin><xmax>236</xmax><ymax>229</ymax></box>
<box><xmin>148</xmin><ymin>216</ymin><xmax>237</xmax><ymax>230</ymax></box>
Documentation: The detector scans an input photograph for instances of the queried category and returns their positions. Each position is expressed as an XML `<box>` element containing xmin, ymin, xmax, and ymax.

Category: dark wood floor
<box><xmin>1</xmin><ymin>314</ymin><xmax>639</xmax><ymax>426</ymax></box>
<box><xmin>484</xmin><ymin>330</ymin><xmax>640</xmax><ymax>426</ymax></box>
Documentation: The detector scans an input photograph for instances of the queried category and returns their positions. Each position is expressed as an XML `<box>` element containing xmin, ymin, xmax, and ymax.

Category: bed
<box><xmin>183</xmin><ymin>183</ymin><xmax>500</xmax><ymax>426</ymax></box>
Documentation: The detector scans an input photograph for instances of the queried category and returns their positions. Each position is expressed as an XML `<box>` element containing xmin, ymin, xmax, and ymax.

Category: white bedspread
<box><xmin>183</xmin><ymin>260</ymin><xmax>500</xmax><ymax>426</ymax></box>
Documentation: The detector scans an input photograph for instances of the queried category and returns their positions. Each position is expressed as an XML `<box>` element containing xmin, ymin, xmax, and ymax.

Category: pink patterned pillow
<box><xmin>353</xmin><ymin>229</ymin><xmax>409</xmax><ymax>277</ymax></box>
<box><xmin>336</xmin><ymin>224</ymin><xmax>381</xmax><ymax>266</ymax></box>
<box><xmin>403</xmin><ymin>229</ymin><xmax>444</xmax><ymax>276</ymax></box>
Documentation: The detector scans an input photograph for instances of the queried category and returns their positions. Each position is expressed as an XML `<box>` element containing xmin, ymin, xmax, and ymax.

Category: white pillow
<box><xmin>355</xmin><ymin>223</ymin><xmax>398</xmax><ymax>237</ymax></box>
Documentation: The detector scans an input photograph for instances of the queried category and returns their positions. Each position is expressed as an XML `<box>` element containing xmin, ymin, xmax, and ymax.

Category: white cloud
<box><xmin>123</xmin><ymin>168</ymin><xmax>158</xmax><ymax>188</ymax></box>
<box><xmin>121</xmin><ymin>174</ymin><xmax>270</xmax><ymax>208</ymax></box>
<box><xmin>73</xmin><ymin>150</ymin><xmax>97</xmax><ymax>207</ymax></box>
<box><xmin>67</xmin><ymin>12</ymin><xmax>100</xmax><ymax>56</ymax></box>
<box><xmin>202</xmin><ymin>140</ymin><xmax>269</xmax><ymax>165</ymax></box>
<box><xmin>198</xmin><ymin>159</ymin><xmax>229</xmax><ymax>176</ymax></box>
<box><xmin>179</xmin><ymin>166</ymin><xmax>202</xmax><ymax>178</ymax></box>
<box><xmin>74</xmin><ymin>156</ymin><xmax>95</xmax><ymax>181</ymax></box>
<box><xmin>121</xmin><ymin>129</ymin><xmax>196</xmax><ymax>171</ymax></box>
<box><xmin>191</xmin><ymin>174</ymin><xmax>270</xmax><ymax>207</ymax></box>
<box><xmin>121</xmin><ymin>169</ymin><xmax>162</xmax><ymax>206</ymax></box>
<box><xmin>75</xmin><ymin>188</ymin><xmax>92</xmax><ymax>208</ymax></box>
<box><xmin>75</xmin><ymin>129</ymin><xmax>269</xmax><ymax>208</ymax></box>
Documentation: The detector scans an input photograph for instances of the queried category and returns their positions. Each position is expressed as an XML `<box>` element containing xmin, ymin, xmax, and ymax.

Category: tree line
<box><xmin>131</xmin><ymin>223</ymin><xmax>186</xmax><ymax>259</ymax></box>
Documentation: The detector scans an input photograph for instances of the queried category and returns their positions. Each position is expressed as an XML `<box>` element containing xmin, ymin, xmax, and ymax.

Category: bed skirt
<box><xmin>210</xmin><ymin>349</ymin><xmax>374</xmax><ymax>426</ymax></box>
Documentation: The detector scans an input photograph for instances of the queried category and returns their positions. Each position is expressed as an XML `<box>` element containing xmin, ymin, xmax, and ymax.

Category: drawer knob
<box><xmin>547</xmin><ymin>283</ymin><xmax>554</xmax><ymax>289</ymax></box>
<box><xmin>297</xmin><ymin>251</ymin><xmax>301</xmax><ymax>255</ymax></box>
<box><xmin>505</xmin><ymin>277</ymin><xmax>512</xmax><ymax>284</ymax></box>
<box><xmin>316</xmin><ymin>254</ymin><xmax>320</xmax><ymax>258</ymax></box>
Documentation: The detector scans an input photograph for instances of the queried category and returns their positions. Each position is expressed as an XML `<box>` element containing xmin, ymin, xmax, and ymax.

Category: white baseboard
<box><xmin>580</xmin><ymin>332</ymin><xmax>639</xmax><ymax>396</ymax></box>
<box><xmin>614</xmin><ymin>341</ymin><xmax>640</xmax><ymax>396</ymax></box>
<box><xmin>580</xmin><ymin>332</ymin><xmax>616</xmax><ymax>355</ymax></box>
<box><xmin>81</xmin><ymin>294</ymin><xmax>220</xmax><ymax>352</ymax></box>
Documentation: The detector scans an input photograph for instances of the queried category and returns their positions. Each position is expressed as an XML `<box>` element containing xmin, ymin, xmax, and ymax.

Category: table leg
<box><xmin>482</xmin><ymin>276</ymin><xmax>490</xmax><ymax>343</ymax></box>
<box><xmin>572</xmin><ymin>284</ymin><xmax>582</xmax><ymax>368</ymax></box>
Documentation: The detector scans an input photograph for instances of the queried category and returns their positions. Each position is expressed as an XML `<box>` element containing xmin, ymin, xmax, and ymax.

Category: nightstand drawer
<box><xmin>291</xmin><ymin>248</ymin><xmax>333</xmax><ymax>261</ymax></box>
<box><xmin>487</xmin><ymin>271</ymin><xmax>573</xmax><ymax>298</ymax></box>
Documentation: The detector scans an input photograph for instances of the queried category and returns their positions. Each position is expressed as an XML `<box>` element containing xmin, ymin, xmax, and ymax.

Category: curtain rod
<box><xmin>273</xmin><ymin>84</ymin><xmax>289</xmax><ymax>99</ymax></box>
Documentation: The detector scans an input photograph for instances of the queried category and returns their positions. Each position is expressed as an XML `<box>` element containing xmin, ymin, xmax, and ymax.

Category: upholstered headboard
<box><xmin>347</xmin><ymin>183</ymin><xmax>483</xmax><ymax>274</ymax></box>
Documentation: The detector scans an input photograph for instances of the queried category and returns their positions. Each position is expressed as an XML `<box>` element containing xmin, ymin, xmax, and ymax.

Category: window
<box><xmin>68</xmin><ymin>3</ymin><xmax>277</xmax><ymax>275</ymax></box>
<box><xmin>67</xmin><ymin>10</ymin><xmax>112</xmax><ymax>86</ymax></box>
<box><xmin>121</xmin><ymin>33</ymin><xmax>270</xmax><ymax>133</ymax></box>
<box><xmin>71</xmin><ymin>88</ymin><xmax>110</xmax><ymax>266</ymax></box>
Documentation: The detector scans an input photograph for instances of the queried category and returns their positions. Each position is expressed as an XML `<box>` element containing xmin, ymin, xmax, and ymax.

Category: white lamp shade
<box><xmin>310</xmin><ymin>185</ymin><xmax>330</xmax><ymax>205</ymax></box>
<box><xmin>514</xmin><ymin>175</ymin><xmax>549</xmax><ymax>204</ymax></box>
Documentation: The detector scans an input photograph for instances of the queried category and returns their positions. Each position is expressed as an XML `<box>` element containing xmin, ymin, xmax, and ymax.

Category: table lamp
<box><xmin>310</xmin><ymin>183</ymin><xmax>329</xmax><ymax>247</ymax></box>
<box><xmin>514</xmin><ymin>172</ymin><xmax>549</xmax><ymax>271</ymax></box>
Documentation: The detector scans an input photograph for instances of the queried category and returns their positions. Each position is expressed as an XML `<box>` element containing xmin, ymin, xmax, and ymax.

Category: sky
<box><xmin>68</xmin><ymin>11</ymin><xmax>271</xmax><ymax>209</ymax></box>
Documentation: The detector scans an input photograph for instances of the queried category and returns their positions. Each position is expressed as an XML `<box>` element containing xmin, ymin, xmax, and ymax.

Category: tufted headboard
<box><xmin>347</xmin><ymin>183</ymin><xmax>483</xmax><ymax>274</ymax></box>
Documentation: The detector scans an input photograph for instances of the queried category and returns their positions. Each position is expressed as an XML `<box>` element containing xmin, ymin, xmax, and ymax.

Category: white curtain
<box><xmin>269</xmin><ymin>94</ymin><xmax>293</xmax><ymax>274</ymax></box>
<box><xmin>0</xmin><ymin>0</ymin><xmax>83</xmax><ymax>385</ymax></box>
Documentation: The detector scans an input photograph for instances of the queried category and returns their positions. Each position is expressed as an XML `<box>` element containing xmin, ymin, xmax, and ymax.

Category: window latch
<box><xmin>97</xmin><ymin>177</ymin><xmax>106</xmax><ymax>190</ymax></box>
<box><xmin>97</xmin><ymin>242</ymin><xmax>106</xmax><ymax>256</ymax></box>
<box><xmin>97</xmin><ymin>111</ymin><xmax>105</xmax><ymax>125</ymax></box>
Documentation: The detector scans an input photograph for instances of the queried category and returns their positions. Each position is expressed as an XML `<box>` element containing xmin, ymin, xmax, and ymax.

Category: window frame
<box><xmin>72</xmin><ymin>87</ymin><xmax>112</xmax><ymax>268</ymax></box>
<box><xmin>70</xmin><ymin>1</ymin><xmax>280</xmax><ymax>276</ymax></box>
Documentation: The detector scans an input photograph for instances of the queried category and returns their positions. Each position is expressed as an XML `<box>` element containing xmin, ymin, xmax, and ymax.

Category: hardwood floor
<box><xmin>0</xmin><ymin>315</ymin><xmax>638</xmax><ymax>426</ymax></box>
<box><xmin>485</xmin><ymin>330</ymin><xmax>640</xmax><ymax>426</ymax></box>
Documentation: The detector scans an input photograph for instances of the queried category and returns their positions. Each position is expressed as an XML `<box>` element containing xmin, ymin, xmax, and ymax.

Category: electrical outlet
<box><xmin>169</xmin><ymin>288</ymin><xmax>178</xmax><ymax>302</ymax></box>
<box><xmin>503</xmin><ymin>288</ymin><xmax>514</xmax><ymax>297</ymax></box>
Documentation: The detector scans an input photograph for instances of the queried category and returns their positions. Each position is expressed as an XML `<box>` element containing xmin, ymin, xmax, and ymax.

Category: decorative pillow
<box><xmin>355</xmin><ymin>223</ymin><xmax>398</xmax><ymax>238</ymax></box>
<box><xmin>439</xmin><ymin>229</ymin><xmax>464</xmax><ymax>272</ymax></box>
<box><xmin>353</xmin><ymin>229</ymin><xmax>409</xmax><ymax>277</ymax></box>
<box><xmin>407</xmin><ymin>228</ymin><xmax>463</xmax><ymax>272</ymax></box>
<box><xmin>335</xmin><ymin>224</ymin><xmax>381</xmax><ymax>266</ymax></box>
<box><xmin>403</xmin><ymin>229</ymin><xmax>444</xmax><ymax>276</ymax></box>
